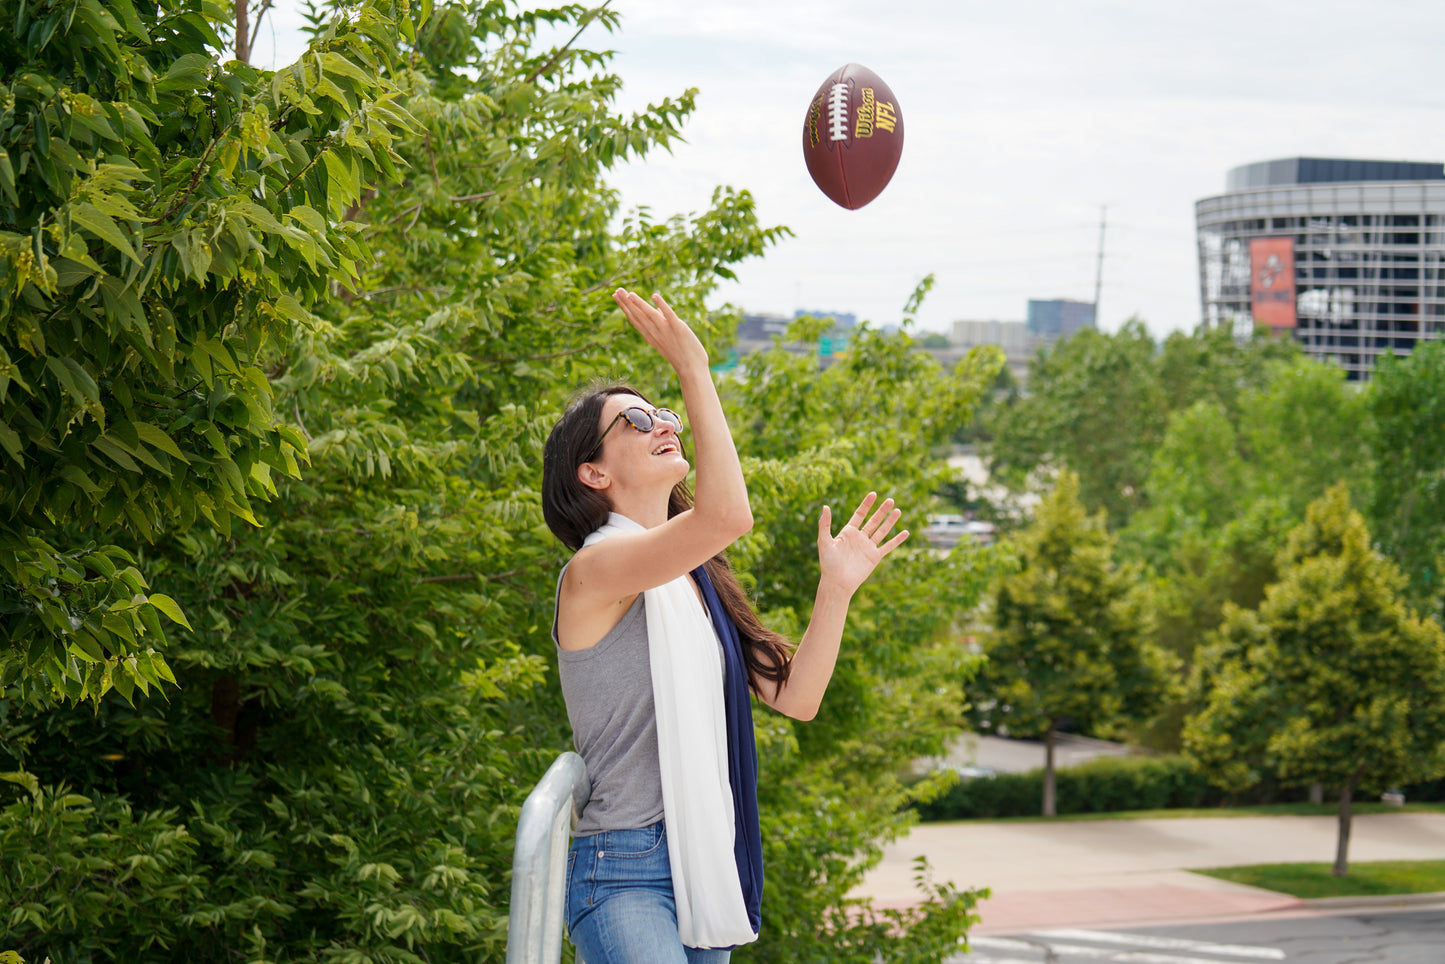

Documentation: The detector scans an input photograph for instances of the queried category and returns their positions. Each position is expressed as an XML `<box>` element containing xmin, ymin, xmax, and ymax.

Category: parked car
<box><xmin>922</xmin><ymin>514</ymin><xmax>996</xmax><ymax>548</ymax></box>
<box><xmin>933</xmin><ymin>763</ymin><xmax>998</xmax><ymax>780</ymax></box>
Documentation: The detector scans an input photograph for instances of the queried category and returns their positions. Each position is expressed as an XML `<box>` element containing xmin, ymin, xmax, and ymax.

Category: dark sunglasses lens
<box><xmin>622</xmin><ymin>408</ymin><xmax>655</xmax><ymax>431</ymax></box>
<box><xmin>656</xmin><ymin>409</ymin><xmax>682</xmax><ymax>431</ymax></box>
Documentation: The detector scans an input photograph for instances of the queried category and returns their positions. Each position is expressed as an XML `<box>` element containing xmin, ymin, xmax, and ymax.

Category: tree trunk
<box><xmin>1043</xmin><ymin>721</ymin><xmax>1057</xmax><ymax>817</ymax></box>
<box><xmin>1333</xmin><ymin>780</ymin><xmax>1355</xmax><ymax>877</ymax></box>
<box><xmin>234</xmin><ymin>0</ymin><xmax>251</xmax><ymax>64</ymax></box>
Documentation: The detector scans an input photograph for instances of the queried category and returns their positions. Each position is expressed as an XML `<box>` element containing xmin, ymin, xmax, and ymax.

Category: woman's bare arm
<box><xmin>757</xmin><ymin>493</ymin><xmax>908</xmax><ymax>720</ymax></box>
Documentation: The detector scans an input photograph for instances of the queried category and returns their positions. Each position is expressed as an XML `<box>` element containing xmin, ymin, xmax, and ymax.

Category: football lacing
<box><xmin>827</xmin><ymin>83</ymin><xmax>849</xmax><ymax>142</ymax></box>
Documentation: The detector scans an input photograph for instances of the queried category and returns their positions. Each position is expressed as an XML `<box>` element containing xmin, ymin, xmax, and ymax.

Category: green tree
<box><xmin>1184</xmin><ymin>484</ymin><xmax>1445</xmax><ymax>875</ymax></box>
<box><xmin>966</xmin><ymin>471</ymin><xmax>1173</xmax><ymax>815</ymax></box>
<box><xmin>1369</xmin><ymin>339</ymin><xmax>1445</xmax><ymax>615</ymax></box>
<box><xmin>0</xmin><ymin>0</ymin><xmax>418</xmax><ymax>705</ymax></box>
<box><xmin>1</xmin><ymin>5</ymin><xmax>998</xmax><ymax>962</ymax></box>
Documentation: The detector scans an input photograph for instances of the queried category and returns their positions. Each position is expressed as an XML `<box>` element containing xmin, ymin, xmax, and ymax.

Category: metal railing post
<box><xmin>506</xmin><ymin>751</ymin><xmax>590</xmax><ymax>964</ymax></box>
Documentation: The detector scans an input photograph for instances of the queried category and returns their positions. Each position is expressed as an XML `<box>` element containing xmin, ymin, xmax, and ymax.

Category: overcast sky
<box><xmin>253</xmin><ymin>1</ymin><xmax>1445</xmax><ymax>337</ymax></box>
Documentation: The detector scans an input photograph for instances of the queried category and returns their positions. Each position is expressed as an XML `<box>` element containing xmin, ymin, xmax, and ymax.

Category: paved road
<box><xmin>949</xmin><ymin>908</ymin><xmax>1445</xmax><ymax>963</ymax></box>
<box><xmin>854</xmin><ymin>812</ymin><xmax>1445</xmax><ymax>934</ymax></box>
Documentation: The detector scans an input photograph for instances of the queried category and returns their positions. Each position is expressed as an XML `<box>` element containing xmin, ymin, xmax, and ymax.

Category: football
<box><xmin>802</xmin><ymin>63</ymin><xmax>905</xmax><ymax>210</ymax></box>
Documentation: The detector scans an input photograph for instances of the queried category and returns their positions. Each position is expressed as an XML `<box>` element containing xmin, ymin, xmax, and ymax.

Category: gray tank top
<box><xmin>554</xmin><ymin>573</ymin><xmax>665</xmax><ymax>836</ymax></box>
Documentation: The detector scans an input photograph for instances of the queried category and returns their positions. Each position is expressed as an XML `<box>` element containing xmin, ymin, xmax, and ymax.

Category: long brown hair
<box><xmin>542</xmin><ymin>385</ymin><xmax>793</xmax><ymax>693</ymax></box>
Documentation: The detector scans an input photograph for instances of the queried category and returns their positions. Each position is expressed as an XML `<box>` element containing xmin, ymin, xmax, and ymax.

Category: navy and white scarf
<box><xmin>583</xmin><ymin>514</ymin><xmax>762</xmax><ymax>947</ymax></box>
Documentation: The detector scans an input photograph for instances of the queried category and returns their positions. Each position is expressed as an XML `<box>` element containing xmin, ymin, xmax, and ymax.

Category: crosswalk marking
<box><xmin>1035</xmin><ymin>928</ymin><xmax>1285</xmax><ymax>960</ymax></box>
<box><xmin>971</xmin><ymin>935</ymin><xmax>1283</xmax><ymax>964</ymax></box>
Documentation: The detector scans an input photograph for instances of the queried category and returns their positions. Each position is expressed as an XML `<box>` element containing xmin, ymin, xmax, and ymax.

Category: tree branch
<box><xmin>524</xmin><ymin>0</ymin><xmax>613</xmax><ymax>85</ymax></box>
<box><xmin>156</xmin><ymin>119</ymin><xmax>239</xmax><ymax>222</ymax></box>
<box><xmin>293</xmin><ymin>400</ymin><xmax>313</xmax><ymax>442</ymax></box>
<box><xmin>415</xmin><ymin>570</ymin><xmax>523</xmax><ymax>585</ymax></box>
<box><xmin>476</xmin><ymin>344</ymin><xmax>599</xmax><ymax>366</ymax></box>
<box><xmin>248</xmin><ymin>0</ymin><xmax>275</xmax><ymax>51</ymax></box>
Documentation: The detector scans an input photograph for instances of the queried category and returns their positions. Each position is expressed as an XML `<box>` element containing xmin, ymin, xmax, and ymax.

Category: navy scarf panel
<box><xmin>691</xmin><ymin>565</ymin><xmax>764</xmax><ymax>934</ymax></box>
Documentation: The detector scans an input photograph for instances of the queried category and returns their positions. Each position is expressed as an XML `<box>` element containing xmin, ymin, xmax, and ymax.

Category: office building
<box><xmin>1026</xmin><ymin>299</ymin><xmax>1096</xmax><ymax>339</ymax></box>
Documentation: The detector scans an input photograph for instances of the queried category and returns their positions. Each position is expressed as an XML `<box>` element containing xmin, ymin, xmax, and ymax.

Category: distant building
<box><xmin>952</xmin><ymin>320</ymin><xmax>1034</xmax><ymax>355</ymax></box>
<box><xmin>795</xmin><ymin>309</ymin><xmax>857</xmax><ymax>329</ymax></box>
<box><xmin>733</xmin><ymin>310</ymin><xmax>848</xmax><ymax>366</ymax></box>
<box><xmin>951</xmin><ymin>319</ymin><xmax>1039</xmax><ymax>381</ymax></box>
<box><xmin>736</xmin><ymin>309</ymin><xmax>854</xmax><ymax>345</ymax></box>
<box><xmin>1026</xmin><ymin>299</ymin><xmax>1096</xmax><ymax>339</ymax></box>
<box><xmin>1196</xmin><ymin>156</ymin><xmax>1445</xmax><ymax>380</ymax></box>
<box><xmin>737</xmin><ymin>312</ymin><xmax>790</xmax><ymax>342</ymax></box>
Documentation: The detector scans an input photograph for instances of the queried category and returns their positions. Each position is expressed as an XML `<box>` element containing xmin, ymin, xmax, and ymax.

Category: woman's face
<box><xmin>588</xmin><ymin>393</ymin><xmax>689</xmax><ymax>491</ymax></box>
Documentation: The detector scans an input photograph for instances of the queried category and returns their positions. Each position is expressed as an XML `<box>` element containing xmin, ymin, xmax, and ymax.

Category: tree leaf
<box><xmin>46</xmin><ymin>356</ymin><xmax>101</xmax><ymax>406</ymax></box>
<box><xmin>68</xmin><ymin>201</ymin><xmax>142</xmax><ymax>266</ymax></box>
<box><xmin>145</xmin><ymin>593</ymin><xmax>192</xmax><ymax>631</ymax></box>
<box><xmin>132</xmin><ymin>421</ymin><xmax>189</xmax><ymax>462</ymax></box>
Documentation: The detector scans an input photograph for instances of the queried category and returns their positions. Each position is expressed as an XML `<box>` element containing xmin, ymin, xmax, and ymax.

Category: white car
<box><xmin>923</xmin><ymin>515</ymin><xmax>996</xmax><ymax>548</ymax></box>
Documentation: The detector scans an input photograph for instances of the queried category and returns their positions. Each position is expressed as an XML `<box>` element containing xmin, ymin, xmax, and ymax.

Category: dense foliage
<box><xmin>1</xmin><ymin>2</ymin><xmax>998</xmax><ymax>961</ymax></box>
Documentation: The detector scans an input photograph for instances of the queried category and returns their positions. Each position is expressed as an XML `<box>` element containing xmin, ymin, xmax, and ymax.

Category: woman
<box><xmin>541</xmin><ymin>289</ymin><xmax>908</xmax><ymax>963</ymax></box>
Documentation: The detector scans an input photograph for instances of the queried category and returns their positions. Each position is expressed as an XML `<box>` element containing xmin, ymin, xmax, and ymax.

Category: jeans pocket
<box><xmin>566</xmin><ymin>844</ymin><xmax>590</xmax><ymax>920</ymax></box>
<box><xmin>596</xmin><ymin>822</ymin><xmax>665</xmax><ymax>860</ymax></box>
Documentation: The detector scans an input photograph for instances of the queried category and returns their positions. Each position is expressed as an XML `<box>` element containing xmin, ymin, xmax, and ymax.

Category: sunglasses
<box><xmin>586</xmin><ymin>406</ymin><xmax>684</xmax><ymax>461</ymax></box>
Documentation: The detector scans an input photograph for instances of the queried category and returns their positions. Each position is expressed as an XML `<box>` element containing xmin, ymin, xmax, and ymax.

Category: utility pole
<box><xmin>1093</xmin><ymin>204</ymin><xmax>1106</xmax><ymax>327</ymax></box>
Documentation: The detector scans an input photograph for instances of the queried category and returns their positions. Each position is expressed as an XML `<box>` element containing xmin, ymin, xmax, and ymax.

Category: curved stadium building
<box><xmin>1196</xmin><ymin>157</ymin><xmax>1445</xmax><ymax>379</ymax></box>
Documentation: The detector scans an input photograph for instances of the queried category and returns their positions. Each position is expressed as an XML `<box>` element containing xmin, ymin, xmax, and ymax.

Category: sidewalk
<box><xmin>853</xmin><ymin>811</ymin><xmax>1445</xmax><ymax>935</ymax></box>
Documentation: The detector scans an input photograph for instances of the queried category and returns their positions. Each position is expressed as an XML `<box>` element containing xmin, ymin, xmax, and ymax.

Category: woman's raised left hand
<box><xmin>817</xmin><ymin>492</ymin><xmax>909</xmax><ymax>597</ymax></box>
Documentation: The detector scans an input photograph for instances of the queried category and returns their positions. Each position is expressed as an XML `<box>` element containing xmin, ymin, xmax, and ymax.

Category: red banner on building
<box><xmin>1250</xmin><ymin>237</ymin><xmax>1296</xmax><ymax>329</ymax></box>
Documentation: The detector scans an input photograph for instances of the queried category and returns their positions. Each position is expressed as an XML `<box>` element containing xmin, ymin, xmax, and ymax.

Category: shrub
<box><xmin>915</xmin><ymin>755</ymin><xmax>1226</xmax><ymax>821</ymax></box>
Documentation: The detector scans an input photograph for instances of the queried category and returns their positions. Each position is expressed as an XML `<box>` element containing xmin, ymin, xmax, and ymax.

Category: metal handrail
<box><xmin>506</xmin><ymin>751</ymin><xmax>590</xmax><ymax>964</ymax></box>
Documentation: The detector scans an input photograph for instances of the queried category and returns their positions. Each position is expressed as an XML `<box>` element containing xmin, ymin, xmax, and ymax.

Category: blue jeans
<box><xmin>566</xmin><ymin>820</ymin><xmax>732</xmax><ymax>964</ymax></box>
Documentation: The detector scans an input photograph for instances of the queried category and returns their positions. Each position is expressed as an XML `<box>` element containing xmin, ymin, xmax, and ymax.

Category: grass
<box><xmin>1195</xmin><ymin>860</ymin><xmax>1445</xmax><ymax>898</ymax></box>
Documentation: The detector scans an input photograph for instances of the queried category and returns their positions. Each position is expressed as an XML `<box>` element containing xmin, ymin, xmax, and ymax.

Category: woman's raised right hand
<box><xmin>613</xmin><ymin>289</ymin><xmax>709</xmax><ymax>376</ymax></box>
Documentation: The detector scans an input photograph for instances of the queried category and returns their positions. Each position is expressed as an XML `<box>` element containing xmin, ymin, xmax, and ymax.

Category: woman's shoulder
<box><xmin>556</xmin><ymin>560</ymin><xmax>645</xmax><ymax>653</ymax></box>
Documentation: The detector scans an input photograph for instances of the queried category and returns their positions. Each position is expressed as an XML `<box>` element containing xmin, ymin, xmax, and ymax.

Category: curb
<box><xmin>1301</xmin><ymin>890</ymin><xmax>1445</xmax><ymax>912</ymax></box>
